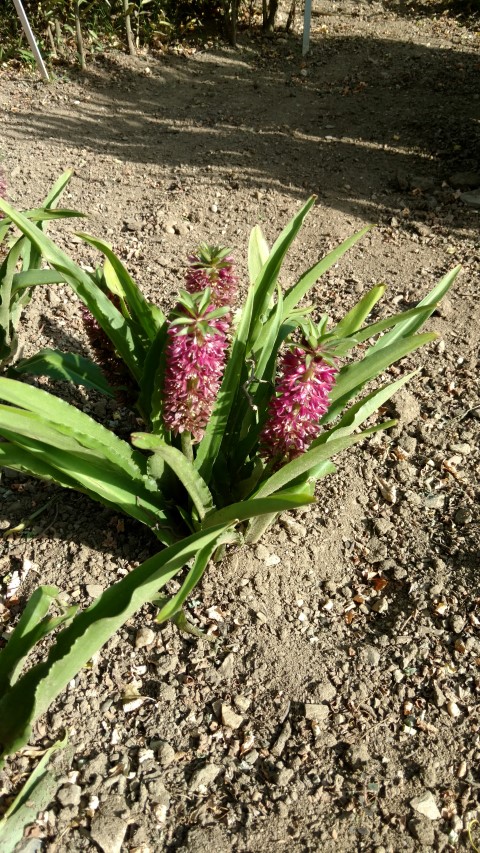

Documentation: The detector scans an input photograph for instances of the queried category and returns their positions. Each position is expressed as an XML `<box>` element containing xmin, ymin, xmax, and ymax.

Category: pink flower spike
<box><xmin>260</xmin><ymin>346</ymin><xmax>338</xmax><ymax>463</ymax></box>
<box><xmin>162</xmin><ymin>292</ymin><xmax>229</xmax><ymax>443</ymax></box>
<box><xmin>185</xmin><ymin>244</ymin><xmax>238</xmax><ymax>309</ymax></box>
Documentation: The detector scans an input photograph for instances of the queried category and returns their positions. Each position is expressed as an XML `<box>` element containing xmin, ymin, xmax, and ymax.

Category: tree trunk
<box><xmin>228</xmin><ymin>0</ymin><xmax>239</xmax><ymax>47</ymax></box>
<box><xmin>122</xmin><ymin>0</ymin><xmax>136</xmax><ymax>56</ymax></box>
<box><xmin>54</xmin><ymin>19</ymin><xmax>63</xmax><ymax>54</ymax></box>
<box><xmin>46</xmin><ymin>22</ymin><xmax>57</xmax><ymax>57</ymax></box>
<box><xmin>74</xmin><ymin>1</ymin><xmax>86</xmax><ymax>71</ymax></box>
<box><xmin>264</xmin><ymin>0</ymin><xmax>279</xmax><ymax>32</ymax></box>
<box><xmin>286</xmin><ymin>0</ymin><xmax>296</xmax><ymax>32</ymax></box>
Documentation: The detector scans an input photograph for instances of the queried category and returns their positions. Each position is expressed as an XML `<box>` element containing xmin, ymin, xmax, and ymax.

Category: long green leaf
<box><xmin>78</xmin><ymin>233</ymin><xmax>165</xmax><ymax>341</ymax></box>
<box><xmin>0</xmin><ymin>378</ymin><xmax>144</xmax><ymax>479</ymax></box>
<box><xmin>0</xmin><ymin>524</ymin><xmax>233</xmax><ymax>759</ymax></box>
<box><xmin>14</xmin><ymin>349</ymin><xmax>115</xmax><ymax>396</ymax></box>
<box><xmin>0</xmin><ymin>200</ymin><xmax>146</xmax><ymax>380</ymax></box>
<box><xmin>350</xmin><ymin>305</ymin><xmax>436</xmax><ymax>346</ymax></box>
<box><xmin>281</xmin><ymin>226</ymin><xmax>371</xmax><ymax>320</ymax></box>
<box><xmin>11</xmin><ymin>268</ymin><xmax>66</xmax><ymax>296</ymax></box>
<box><xmin>333</xmin><ymin>284</ymin><xmax>386</xmax><ymax>337</ymax></box>
<box><xmin>254</xmin><ymin>422</ymin><xmax>396</xmax><ymax>499</ymax></box>
<box><xmin>367</xmin><ymin>265</ymin><xmax>460</xmax><ymax>354</ymax></box>
<box><xmin>315</xmin><ymin>371</ymin><xmax>417</xmax><ymax>445</ymax></box>
<box><xmin>195</xmin><ymin>200</ymin><xmax>318</xmax><ymax>480</ymax></box>
<box><xmin>0</xmin><ymin>735</ymin><xmax>67</xmax><ymax>850</ymax></box>
<box><xmin>132</xmin><ymin>433</ymin><xmax>214</xmax><ymax>521</ymax></box>
<box><xmin>0</xmin><ymin>587</ymin><xmax>60</xmax><ymax>694</ymax></box>
<box><xmin>155</xmin><ymin>541</ymin><xmax>215</xmax><ymax>623</ymax></box>
<box><xmin>41</xmin><ymin>169</ymin><xmax>74</xmax><ymax>210</ymax></box>
<box><xmin>249</xmin><ymin>197</ymin><xmax>316</xmax><ymax>342</ymax></box>
<box><xmin>0</xmin><ymin>441</ymin><xmax>90</xmax><ymax>492</ymax></box>
<box><xmin>325</xmin><ymin>332</ymin><xmax>436</xmax><ymax>423</ymax></box>
<box><xmin>248</xmin><ymin>225</ymin><xmax>270</xmax><ymax>285</ymax></box>
<box><xmin>194</xmin><ymin>284</ymin><xmax>254</xmax><ymax>482</ymax></box>
<box><xmin>202</xmin><ymin>491</ymin><xmax>315</xmax><ymax>529</ymax></box>
<box><xmin>0</xmin><ymin>239</ymin><xmax>25</xmax><ymax>361</ymax></box>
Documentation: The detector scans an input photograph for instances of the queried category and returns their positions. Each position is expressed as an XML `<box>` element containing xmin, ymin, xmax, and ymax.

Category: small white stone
<box><xmin>221</xmin><ymin>703</ymin><xmax>244</xmax><ymax>730</ymax></box>
<box><xmin>135</xmin><ymin>626</ymin><xmax>155</xmax><ymax>648</ymax></box>
<box><xmin>410</xmin><ymin>791</ymin><xmax>441</xmax><ymax>820</ymax></box>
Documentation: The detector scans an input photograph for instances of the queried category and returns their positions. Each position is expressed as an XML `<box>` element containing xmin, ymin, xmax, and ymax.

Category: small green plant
<box><xmin>0</xmin><ymin>185</ymin><xmax>460</xmax><ymax>764</ymax></box>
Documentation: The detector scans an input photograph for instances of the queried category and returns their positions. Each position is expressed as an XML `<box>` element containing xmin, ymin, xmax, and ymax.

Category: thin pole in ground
<box><xmin>302</xmin><ymin>0</ymin><xmax>312</xmax><ymax>55</ymax></box>
<box><xmin>12</xmin><ymin>0</ymin><xmax>50</xmax><ymax>82</ymax></box>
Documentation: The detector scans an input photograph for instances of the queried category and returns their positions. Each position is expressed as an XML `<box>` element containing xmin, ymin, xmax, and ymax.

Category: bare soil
<box><xmin>0</xmin><ymin>2</ymin><xmax>479</xmax><ymax>850</ymax></box>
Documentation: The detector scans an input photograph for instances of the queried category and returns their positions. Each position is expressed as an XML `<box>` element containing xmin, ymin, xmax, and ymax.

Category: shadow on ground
<box><xmin>5</xmin><ymin>29</ymin><xmax>480</xmax><ymax>227</ymax></box>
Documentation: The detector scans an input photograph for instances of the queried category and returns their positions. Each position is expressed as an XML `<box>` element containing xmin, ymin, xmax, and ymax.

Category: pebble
<box><xmin>155</xmin><ymin>740</ymin><xmax>176</xmax><ymax>767</ymax></box>
<box><xmin>421</xmin><ymin>764</ymin><xmax>438</xmax><ymax>788</ymax></box>
<box><xmin>366</xmin><ymin>536</ymin><xmax>388</xmax><ymax>563</ymax></box>
<box><xmin>362</xmin><ymin>644</ymin><xmax>381</xmax><ymax>666</ymax></box>
<box><xmin>218</xmin><ymin>652</ymin><xmax>235</xmax><ymax>680</ymax></box>
<box><xmin>451</xmin><ymin>614</ymin><xmax>466</xmax><ymax>634</ymax></box>
<box><xmin>304</xmin><ymin>703</ymin><xmax>329</xmax><ymax>721</ymax></box>
<box><xmin>316</xmin><ymin>680</ymin><xmax>336</xmax><ymax>702</ymax></box>
<box><xmin>275</xmin><ymin>767</ymin><xmax>295</xmax><ymax>787</ymax></box>
<box><xmin>147</xmin><ymin>778</ymin><xmax>170</xmax><ymax>806</ymax></box>
<box><xmin>135</xmin><ymin>626</ymin><xmax>155</xmax><ymax>648</ymax></box>
<box><xmin>85</xmin><ymin>583</ymin><xmax>104</xmax><ymax>598</ymax></box>
<box><xmin>254</xmin><ymin>544</ymin><xmax>270</xmax><ymax>560</ymax></box>
<box><xmin>432</xmin><ymin>682</ymin><xmax>446</xmax><ymax>708</ymax></box>
<box><xmin>371</xmin><ymin>597</ymin><xmax>389</xmax><ymax>613</ymax></box>
<box><xmin>90</xmin><ymin>811</ymin><xmax>129</xmax><ymax>853</ymax></box>
<box><xmin>271</xmin><ymin>720</ymin><xmax>291</xmax><ymax>757</ymax></box>
<box><xmin>234</xmin><ymin>694</ymin><xmax>251</xmax><ymax>712</ymax></box>
<box><xmin>280</xmin><ymin>517</ymin><xmax>307</xmax><ymax>539</ymax></box>
<box><xmin>454</xmin><ymin>507</ymin><xmax>472</xmax><ymax>525</ymax></box>
<box><xmin>188</xmin><ymin>763</ymin><xmax>221</xmax><ymax>792</ymax></box>
<box><xmin>449</xmin><ymin>442</ymin><xmax>471</xmax><ymax>455</ymax></box>
<box><xmin>57</xmin><ymin>783</ymin><xmax>82</xmax><ymax>808</ymax></box>
<box><xmin>424</xmin><ymin>493</ymin><xmax>445</xmax><ymax>510</ymax></box>
<box><xmin>345</xmin><ymin>743</ymin><xmax>370</xmax><ymax>770</ymax></box>
<box><xmin>448</xmin><ymin>170</ymin><xmax>480</xmax><ymax>190</ymax></box>
<box><xmin>221</xmin><ymin>703</ymin><xmax>243</xmax><ymax>730</ymax></box>
<box><xmin>459</xmin><ymin>190</ymin><xmax>480</xmax><ymax>208</ymax></box>
<box><xmin>410</xmin><ymin>791</ymin><xmax>441</xmax><ymax>820</ymax></box>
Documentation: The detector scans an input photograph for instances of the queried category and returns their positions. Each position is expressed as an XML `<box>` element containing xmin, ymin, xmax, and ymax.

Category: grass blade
<box><xmin>368</xmin><ymin>265</ymin><xmax>461</xmax><ymax>354</ymax></box>
<box><xmin>202</xmin><ymin>491</ymin><xmax>315</xmax><ymax>528</ymax></box>
<box><xmin>333</xmin><ymin>284</ymin><xmax>385</xmax><ymax>337</ymax></box>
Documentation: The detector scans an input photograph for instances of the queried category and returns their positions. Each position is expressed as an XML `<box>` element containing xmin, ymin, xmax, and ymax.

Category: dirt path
<box><xmin>0</xmin><ymin>2</ymin><xmax>479</xmax><ymax>850</ymax></box>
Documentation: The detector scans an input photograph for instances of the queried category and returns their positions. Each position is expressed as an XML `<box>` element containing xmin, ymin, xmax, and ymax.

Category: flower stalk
<box><xmin>260</xmin><ymin>318</ymin><xmax>341</xmax><ymax>463</ymax></box>
<box><xmin>162</xmin><ymin>289</ymin><xmax>230</xmax><ymax>444</ymax></box>
<box><xmin>185</xmin><ymin>244</ymin><xmax>238</xmax><ymax>310</ymax></box>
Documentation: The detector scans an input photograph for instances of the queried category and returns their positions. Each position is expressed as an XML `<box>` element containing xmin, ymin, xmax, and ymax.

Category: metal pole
<box><xmin>302</xmin><ymin>0</ymin><xmax>312</xmax><ymax>56</ymax></box>
<box><xmin>13</xmin><ymin>0</ymin><xmax>50</xmax><ymax>82</ymax></box>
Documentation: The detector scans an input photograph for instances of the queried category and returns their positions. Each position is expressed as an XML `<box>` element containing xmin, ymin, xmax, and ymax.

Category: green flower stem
<box><xmin>181</xmin><ymin>431</ymin><xmax>194</xmax><ymax>463</ymax></box>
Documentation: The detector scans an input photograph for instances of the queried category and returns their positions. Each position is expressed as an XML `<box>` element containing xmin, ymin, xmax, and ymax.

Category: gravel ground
<box><xmin>0</xmin><ymin>1</ymin><xmax>479</xmax><ymax>850</ymax></box>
